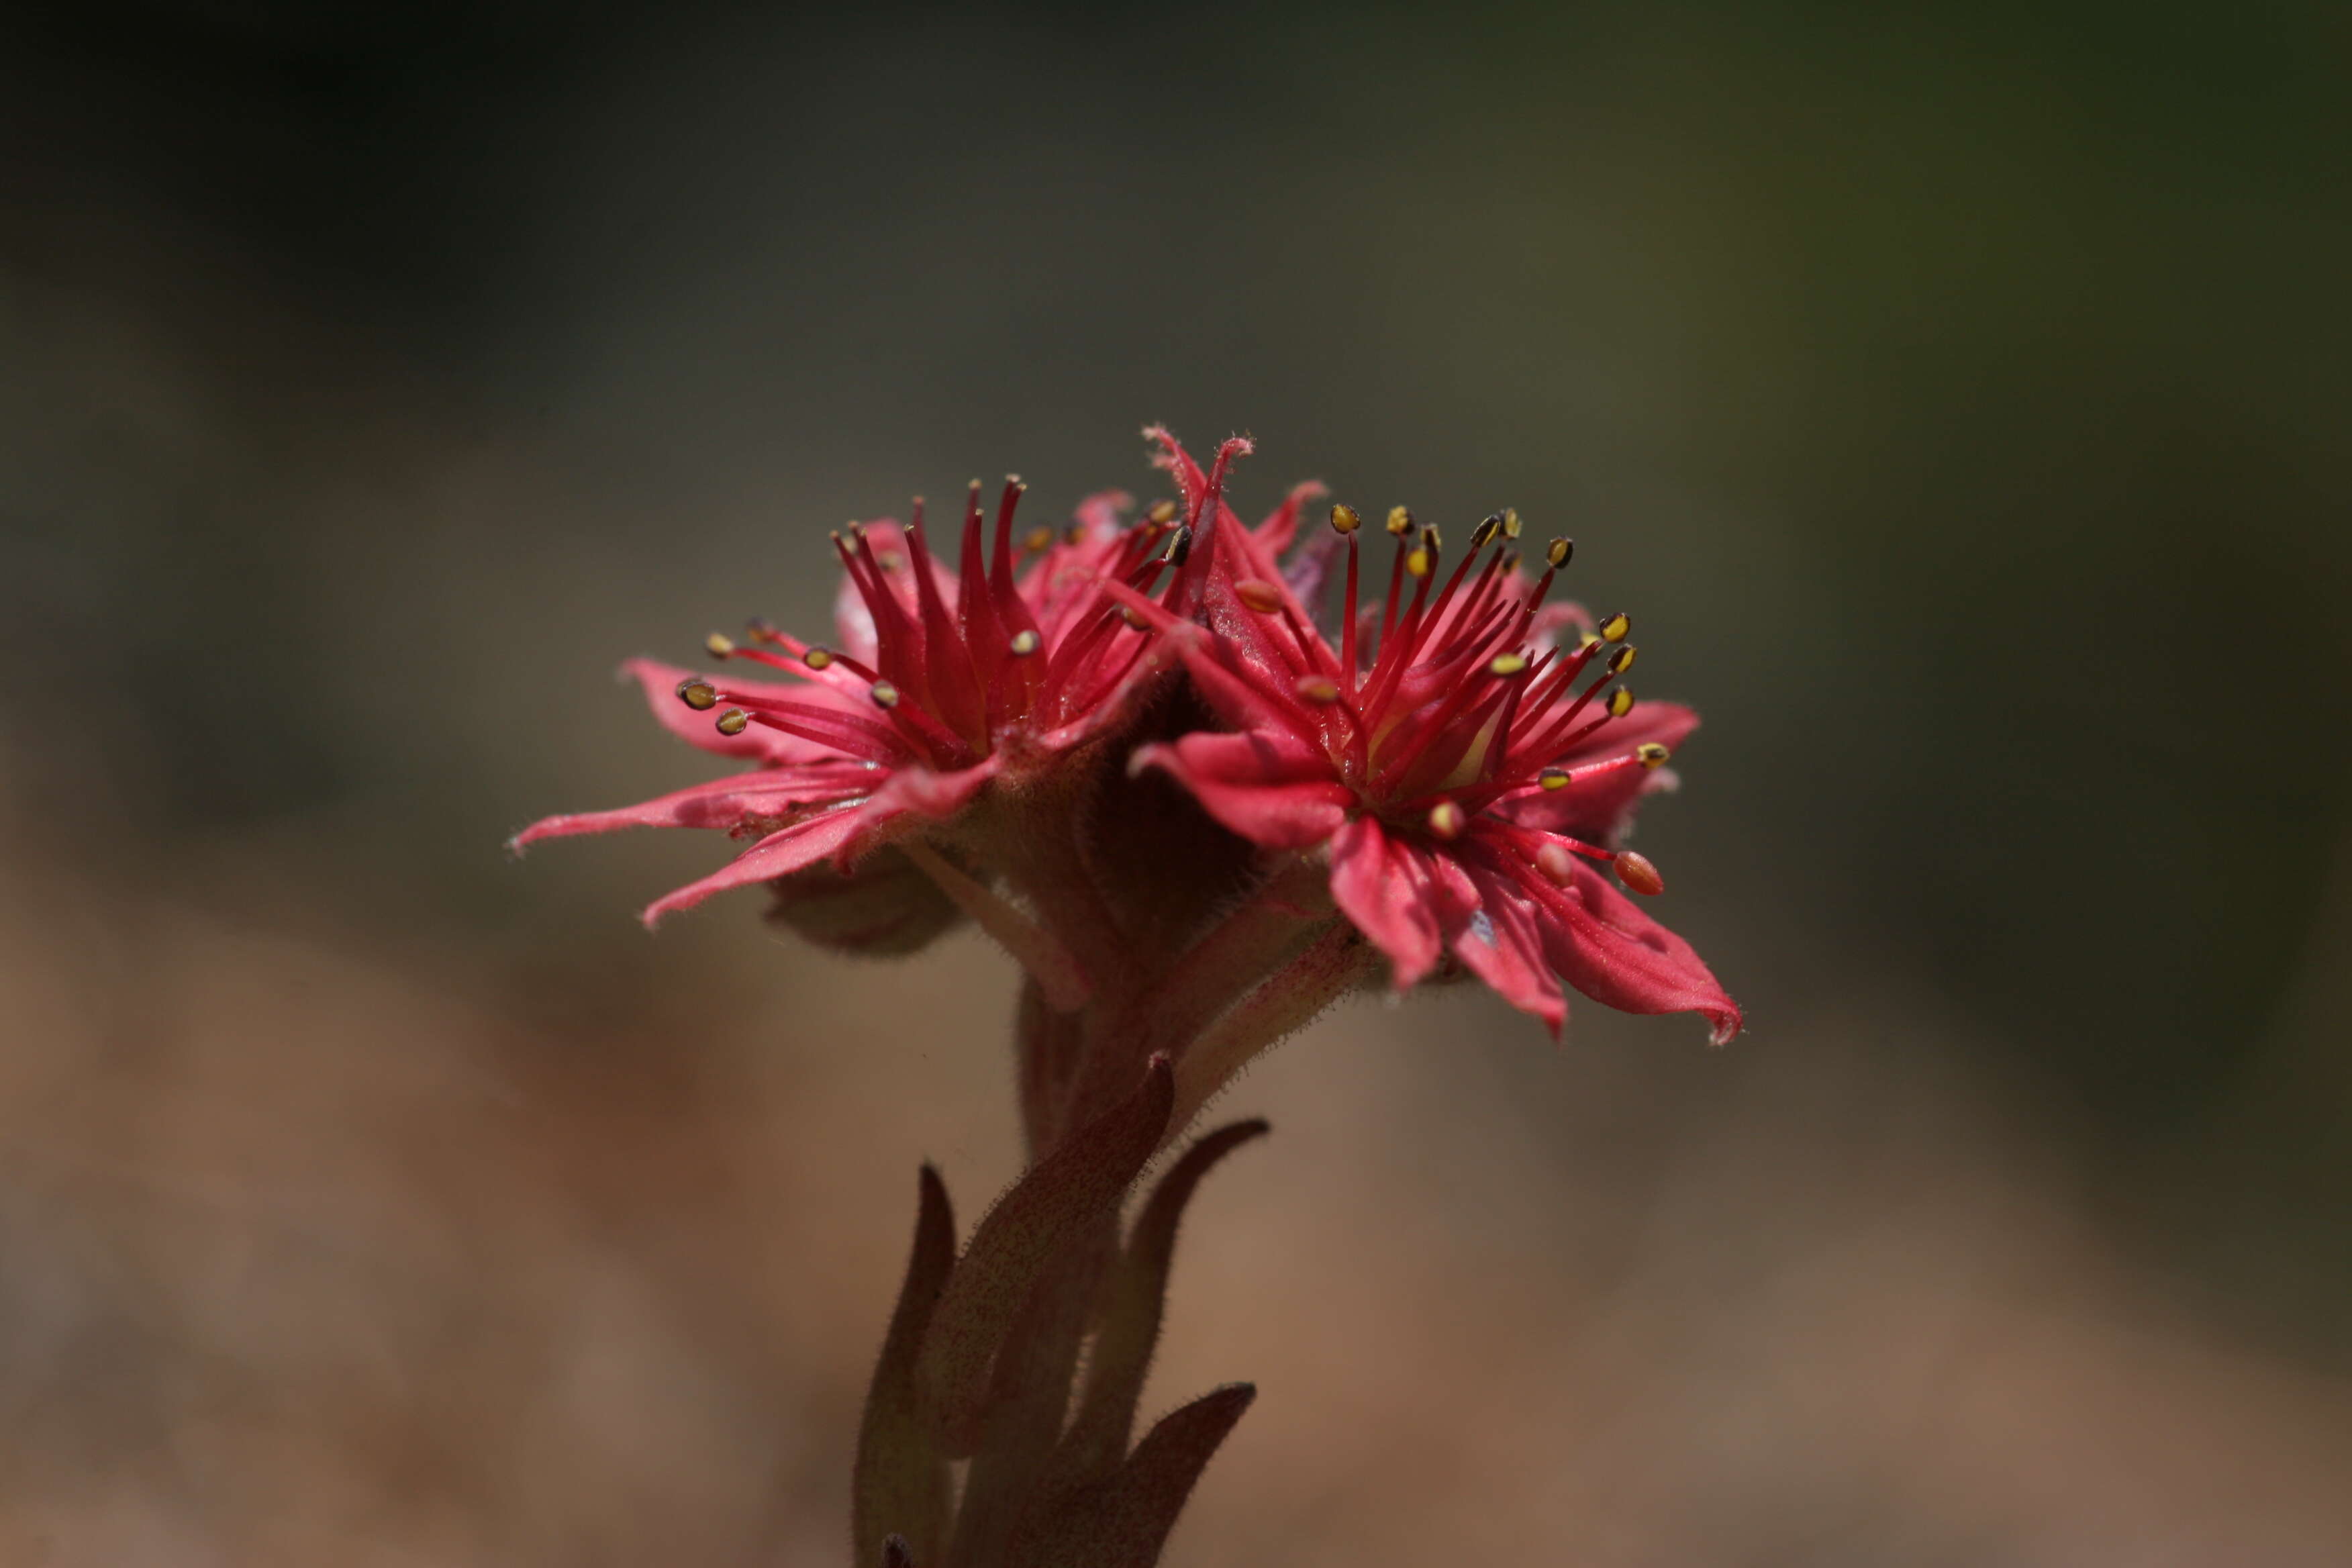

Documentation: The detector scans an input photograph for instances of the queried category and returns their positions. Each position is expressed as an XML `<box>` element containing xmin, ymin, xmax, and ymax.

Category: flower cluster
<box><xmin>516</xmin><ymin>428</ymin><xmax>1736</xmax><ymax>1043</ymax></box>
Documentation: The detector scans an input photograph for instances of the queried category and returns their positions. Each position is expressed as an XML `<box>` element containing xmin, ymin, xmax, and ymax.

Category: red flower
<box><xmin>1122</xmin><ymin>435</ymin><xmax>1741</xmax><ymax>1042</ymax></box>
<box><xmin>513</xmin><ymin>481</ymin><xmax>1186</xmax><ymax>926</ymax></box>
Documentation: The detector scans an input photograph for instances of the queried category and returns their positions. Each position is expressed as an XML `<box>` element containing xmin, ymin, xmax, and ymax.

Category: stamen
<box><xmin>1606</xmin><ymin>644</ymin><xmax>1637</xmax><ymax>675</ymax></box>
<box><xmin>1146</xmin><ymin>499</ymin><xmax>1179</xmax><ymax>525</ymax></box>
<box><xmin>1502</xmin><ymin>508</ymin><xmax>1523</xmax><ymax>540</ymax></box>
<box><xmin>675</xmin><ymin>676</ymin><xmax>718</xmax><ymax>711</ymax></box>
<box><xmin>1234</xmin><ymin>578</ymin><xmax>1283</xmax><ymax>614</ymax></box>
<box><xmin>1546</xmin><ymin>537</ymin><xmax>1573</xmax><ymax>569</ymax></box>
<box><xmin>1295</xmin><ymin>675</ymin><xmax>1341</xmax><ymax>704</ymax></box>
<box><xmin>1614</xmin><ymin>850</ymin><xmax>1664</xmax><ymax>896</ymax></box>
<box><xmin>1427</xmin><ymin>800</ymin><xmax>1466</xmax><ymax>840</ymax></box>
<box><xmin>1120</xmin><ymin>605</ymin><xmax>1150</xmax><ymax>630</ymax></box>
<box><xmin>1608</xmin><ymin>687</ymin><xmax>1634</xmax><ymax>718</ymax></box>
<box><xmin>1386</xmin><ymin>506</ymin><xmax>1414</xmax><ymax>537</ymax></box>
<box><xmin>705</xmin><ymin>632</ymin><xmax>735</xmax><ymax>660</ymax></box>
<box><xmin>1599</xmin><ymin>611</ymin><xmax>1630</xmax><ymax>642</ymax></box>
<box><xmin>803</xmin><ymin>647</ymin><xmax>835</xmax><ymax>671</ymax></box>
<box><xmin>1422</xmin><ymin>522</ymin><xmax>1444</xmax><ymax>556</ymax></box>
<box><xmin>1469</xmin><ymin>512</ymin><xmax>1503</xmax><ymax>550</ymax></box>
<box><xmin>1162</xmin><ymin>526</ymin><xmax>1193</xmax><ymax>567</ymax></box>
<box><xmin>1330</xmin><ymin>502</ymin><xmax>1361</xmax><ymax>534</ymax></box>
<box><xmin>1538</xmin><ymin>767</ymin><xmax>1571</xmax><ymax>789</ymax></box>
<box><xmin>714</xmin><ymin>708</ymin><xmax>749</xmax><ymax>736</ymax></box>
<box><xmin>1024</xmin><ymin>525</ymin><xmax>1053</xmax><ymax>553</ymax></box>
<box><xmin>869</xmin><ymin>682</ymin><xmax>901</xmax><ymax>709</ymax></box>
<box><xmin>1406</xmin><ymin>544</ymin><xmax>1433</xmax><ymax>579</ymax></box>
<box><xmin>1009</xmin><ymin>629</ymin><xmax>1041</xmax><ymax>656</ymax></box>
<box><xmin>1637</xmin><ymin>742</ymin><xmax>1671</xmax><ymax>768</ymax></box>
<box><xmin>1489</xmin><ymin>652</ymin><xmax>1530</xmax><ymax>677</ymax></box>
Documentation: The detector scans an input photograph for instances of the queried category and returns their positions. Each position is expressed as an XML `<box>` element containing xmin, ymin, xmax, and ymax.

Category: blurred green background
<box><xmin>3</xmin><ymin>2</ymin><xmax>2347</xmax><ymax>1562</ymax></box>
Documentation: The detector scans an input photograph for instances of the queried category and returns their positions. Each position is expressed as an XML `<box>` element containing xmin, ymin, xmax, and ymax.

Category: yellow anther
<box><xmin>1470</xmin><ymin>513</ymin><xmax>1502</xmax><ymax>550</ymax></box>
<box><xmin>803</xmin><ymin>647</ymin><xmax>836</xmax><ymax>671</ymax></box>
<box><xmin>1607</xmin><ymin>687</ymin><xmax>1635</xmax><ymax>718</ymax></box>
<box><xmin>1420</xmin><ymin>522</ymin><xmax>1443</xmax><ymax>555</ymax></box>
<box><xmin>1578</xmin><ymin>632</ymin><xmax>1602</xmax><ymax>651</ymax></box>
<box><xmin>1427</xmin><ymin>800</ymin><xmax>1466</xmax><ymax>840</ymax></box>
<box><xmin>1636</xmin><ymin>742</ymin><xmax>1671</xmax><ymax>769</ymax></box>
<box><xmin>1406</xmin><ymin>547</ymin><xmax>1433</xmax><ymax>579</ymax></box>
<box><xmin>1146</xmin><ymin>499</ymin><xmax>1179</xmax><ymax>525</ymax></box>
<box><xmin>1502</xmin><ymin>508</ymin><xmax>1523</xmax><ymax>540</ymax></box>
<box><xmin>1538</xmin><ymin>766</ymin><xmax>1572</xmax><ymax>790</ymax></box>
<box><xmin>1606</xmin><ymin>644</ymin><xmax>1638</xmax><ymax>675</ymax></box>
<box><xmin>1294</xmin><ymin>675</ymin><xmax>1340</xmax><ymax>705</ymax></box>
<box><xmin>1009</xmin><ymin>629</ymin><xmax>1041</xmax><ymax>656</ymax></box>
<box><xmin>1385</xmin><ymin>505</ymin><xmax>1414</xmax><ymax>537</ymax></box>
<box><xmin>746</xmin><ymin>618</ymin><xmax>785</xmax><ymax>644</ymax></box>
<box><xmin>715</xmin><ymin>708</ymin><xmax>750</xmax><ymax>736</ymax></box>
<box><xmin>1161</xmin><ymin>526</ymin><xmax>1193</xmax><ymax>566</ymax></box>
<box><xmin>1535</xmin><ymin>841</ymin><xmax>1577</xmax><ymax>885</ymax></box>
<box><xmin>1023</xmin><ymin>526</ymin><xmax>1054</xmax><ymax>553</ymax></box>
<box><xmin>1063</xmin><ymin>524</ymin><xmax>1085</xmax><ymax>546</ymax></box>
<box><xmin>1234</xmin><ymin>578</ymin><xmax>1284</xmax><ymax>614</ymax></box>
<box><xmin>675</xmin><ymin>677</ymin><xmax>718</xmax><ymax>710</ymax></box>
<box><xmin>1488</xmin><ymin>652</ymin><xmax>1530</xmax><ymax>677</ymax></box>
<box><xmin>869</xmin><ymin>681</ymin><xmax>901</xmax><ymax>709</ymax></box>
<box><xmin>1546</xmin><ymin>537</ymin><xmax>1573</xmax><ymax>569</ymax></box>
<box><xmin>1599</xmin><ymin>611</ymin><xmax>1630</xmax><ymax>642</ymax></box>
<box><xmin>1330</xmin><ymin>502</ymin><xmax>1362</xmax><ymax>535</ymax></box>
<box><xmin>1120</xmin><ymin>604</ymin><xmax>1150</xmax><ymax>630</ymax></box>
<box><xmin>705</xmin><ymin>632</ymin><xmax>736</xmax><ymax>659</ymax></box>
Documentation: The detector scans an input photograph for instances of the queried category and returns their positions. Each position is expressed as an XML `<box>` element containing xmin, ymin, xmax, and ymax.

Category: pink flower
<box><xmin>513</xmin><ymin>481</ymin><xmax>1185</xmax><ymax>926</ymax></box>
<box><xmin>1122</xmin><ymin>437</ymin><xmax>1741</xmax><ymax>1042</ymax></box>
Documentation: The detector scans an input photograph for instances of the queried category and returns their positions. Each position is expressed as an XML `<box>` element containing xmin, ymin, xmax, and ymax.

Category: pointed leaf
<box><xmin>1060</xmin><ymin>1120</ymin><xmax>1270</xmax><ymax>1483</ymax></box>
<box><xmin>852</xmin><ymin>1166</ymin><xmax>957</xmax><ymax>1568</ymax></box>
<box><xmin>1008</xmin><ymin>1383</ymin><xmax>1258</xmax><ymax>1568</ymax></box>
<box><xmin>944</xmin><ymin>1214</ymin><xmax>1118</xmax><ymax>1568</ymax></box>
<box><xmin>918</xmin><ymin>1057</ymin><xmax>1175</xmax><ymax>1453</ymax></box>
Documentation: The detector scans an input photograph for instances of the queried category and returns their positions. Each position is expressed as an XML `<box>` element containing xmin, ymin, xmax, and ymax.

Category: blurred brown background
<box><xmin>3</xmin><ymin>1</ymin><xmax>2348</xmax><ymax>1562</ymax></box>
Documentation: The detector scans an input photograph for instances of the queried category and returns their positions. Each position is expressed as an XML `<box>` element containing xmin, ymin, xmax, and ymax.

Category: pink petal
<box><xmin>1133</xmin><ymin>732</ymin><xmax>1354</xmax><ymax>850</ymax></box>
<box><xmin>1251</xmin><ymin>478</ymin><xmax>1327</xmax><ymax>557</ymax></box>
<box><xmin>835</xmin><ymin>756</ymin><xmax>1002</xmax><ymax>863</ymax></box>
<box><xmin>642</xmin><ymin>807</ymin><xmax>866</xmax><ymax>926</ymax></box>
<box><xmin>509</xmin><ymin>764</ymin><xmax>875</xmax><ymax>848</ymax></box>
<box><xmin>623</xmin><ymin>658</ymin><xmax>840</xmax><ymax>765</ymax></box>
<box><xmin>1538</xmin><ymin>858</ymin><xmax>1743</xmax><ymax>1044</ymax></box>
<box><xmin>1500</xmin><ymin>702</ymin><xmax>1702</xmax><ymax>839</ymax></box>
<box><xmin>1329</xmin><ymin>816</ymin><xmax>1443</xmax><ymax>988</ymax></box>
<box><xmin>1444</xmin><ymin>851</ymin><xmax>1568</xmax><ymax>1034</ymax></box>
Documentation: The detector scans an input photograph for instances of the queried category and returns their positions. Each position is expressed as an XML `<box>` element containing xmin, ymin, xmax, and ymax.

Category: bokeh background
<box><xmin>4</xmin><ymin>1</ymin><xmax>2348</xmax><ymax>1562</ymax></box>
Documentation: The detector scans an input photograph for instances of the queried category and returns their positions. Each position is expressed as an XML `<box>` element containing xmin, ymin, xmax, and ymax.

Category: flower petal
<box><xmin>1500</xmin><ymin>702</ymin><xmax>1702</xmax><ymax>839</ymax></box>
<box><xmin>624</xmin><ymin>658</ymin><xmax>843</xmax><ymax>765</ymax></box>
<box><xmin>1443</xmin><ymin>848</ymin><xmax>1568</xmax><ymax>1034</ymax></box>
<box><xmin>1328</xmin><ymin>816</ymin><xmax>1443</xmax><ymax>988</ymax></box>
<box><xmin>1133</xmin><ymin>732</ymin><xmax>1353</xmax><ymax>851</ymax></box>
<box><xmin>836</xmin><ymin>756</ymin><xmax>1001</xmax><ymax>863</ymax></box>
<box><xmin>1538</xmin><ymin>858</ymin><xmax>1742</xmax><ymax>1044</ymax></box>
<box><xmin>642</xmin><ymin>807</ymin><xmax>867</xmax><ymax>926</ymax></box>
<box><xmin>509</xmin><ymin>764</ymin><xmax>875</xmax><ymax>848</ymax></box>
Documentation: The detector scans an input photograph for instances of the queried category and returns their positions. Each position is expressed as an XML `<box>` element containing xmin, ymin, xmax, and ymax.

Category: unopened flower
<box><xmin>512</xmin><ymin>481</ymin><xmax>1183</xmax><ymax>926</ymax></box>
<box><xmin>1123</xmin><ymin>437</ymin><xmax>1740</xmax><ymax>1042</ymax></box>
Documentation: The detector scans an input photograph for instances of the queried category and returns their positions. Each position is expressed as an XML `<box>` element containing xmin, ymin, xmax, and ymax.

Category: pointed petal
<box><xmin>1501</xmin><ymin>702</ymin><xmax>1702</xmax><ymax>838</ymax></box>
<box><xmin>509</xmin><ymin>765</ymin><xmax>872</xmax><ymax>848</ymax></box>
<box><xmin>1328</xmin><ymin>816</ymin><xmax>1443</xmax><ymax>987</ymax></box>
<box><xmin>641</xmin><ymin>807</ymin><xmax>865</xmax><ymax>926</ymax></box>
<box><xmin>1008</xmin><ymin>1384</ymin><xmax>1257</xmax><ymax>1568</ymax></box>
<box><xmin>1540</xmin><ymin>859</ymin><xmax>1743</xmax><ymax>1044</ymax></box>
<box><xmin>1132</xmin><ymin>733</ymin><xmax>1352</xmax><ymax>851</ymax></box>
<box><xmin>1251</xmin><ymin>478</ymin><xmax>1327</xmax><ymax>556</ymax></box>
<box><xmin>622</xmin><ymin>657</ymin><xmax>840</xmax><ymax>764</ymax></box>
<box><xmin>1444</xmin><ymin>846</ymin><xmax>1567</xmax><ymax>1034</ymax></box>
